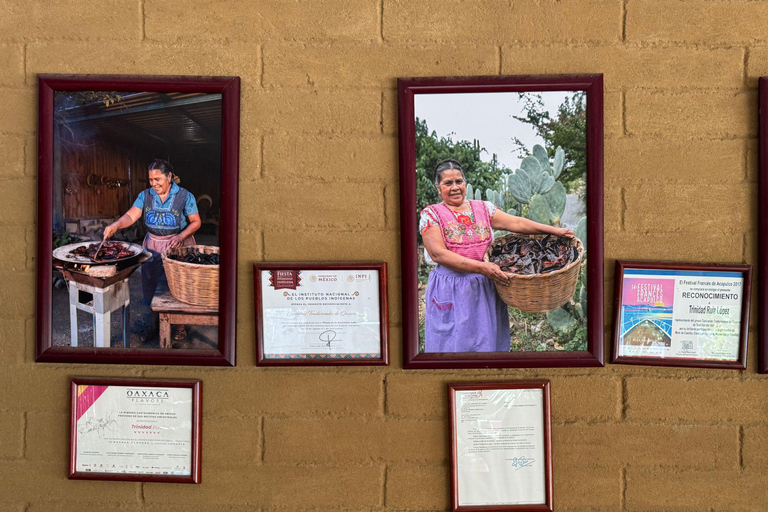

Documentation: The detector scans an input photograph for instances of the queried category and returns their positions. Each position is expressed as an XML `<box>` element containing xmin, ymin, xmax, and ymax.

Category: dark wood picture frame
<box><xmin>398</xmin><ymin>74</ymin><xmax>604</xmax><ymax>369</ymax></box>
<box><xmin>253</xmin><ymin>262</ymin><xmax>389</xmax><ymax>366</ymax></box>
<box><xmin>611</xmin><ymin>260</ymin><xmax>751</xmax><ymax>370</ymax></box>
<box><xmin>69</xmin><ymin>377</ymin><xmax>202</xmax><ymax>483</ymax></box>
<box><xmin>449</xmin><ymin>381</ymin><xmax>553</xmax><ymax>512</ymax></box>
<box><xmin>759</xmin><ymin>77</ymin><xmax>768</xmax><ymax>373</ymax></box>
<box><xmin>37</xmin><ymin>74</ymin><xmax>239</xmax><ymax>366</ymax></box>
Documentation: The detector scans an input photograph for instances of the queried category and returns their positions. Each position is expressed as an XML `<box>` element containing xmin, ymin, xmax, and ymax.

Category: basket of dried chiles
<box><xmin>484</xmin><ymin>233</ymin><xmax>584</xmax><ymax>313</ymax></box>
<box><xmin>162</xmin><ymin>245</ymin><xmax>220</xmax><ymax>307</ymax></box>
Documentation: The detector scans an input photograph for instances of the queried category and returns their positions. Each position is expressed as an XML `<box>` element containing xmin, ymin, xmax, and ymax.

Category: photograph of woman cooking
<box><xmin>49</xmin><ymin>90</ymin><xmax>223</xmax><ymax>351</ymax></box>
<box><xmin>415</xmin><ymin>90</ymin><xmax>589</xmax><ymax>353</ymax></box>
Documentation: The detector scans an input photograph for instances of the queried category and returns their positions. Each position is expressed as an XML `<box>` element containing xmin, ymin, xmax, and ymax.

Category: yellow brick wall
<box><xmin>0</xmin><ymin>0</ymin><xmax>765</xmax><ymax>510</ymax></box>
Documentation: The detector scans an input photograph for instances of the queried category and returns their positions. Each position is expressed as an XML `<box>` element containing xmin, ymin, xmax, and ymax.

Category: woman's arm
<box><xmin>168</xmin><ymin>213</ymin><xmax>202</xmax><ymax>248</ymax></box>
<box><xmin>490</xmin><ymin>210</ymin><xmax>574</xmax><ymax>238</ymax></box>
<box><xmin>103</xmin><ymin>206</ymin><xmax>143</xmax><ymax>239</ymax></box>
<box><xmin>422</xmin><ymin>227</ymin><xmax>509</xmax><ymax>285</ymax></box>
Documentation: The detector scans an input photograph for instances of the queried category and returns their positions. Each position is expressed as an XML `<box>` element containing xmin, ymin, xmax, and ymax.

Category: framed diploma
<box><xmin>69</xmin><ymin>377</ymin><xmax>202</xmax><ymax>483</ymax></box>
<box><xmin>449</xmin><ymin>381</ymin><xmax>553</xmax><ymax>512</ymax></box>
<box><xmin>253</xmin><ymin>262</ymin><xmax>389</xmax><ymax>366</ymax></box>
<box><xmin>612</xmin><ymin>261</ymin><xmax>751</xmax><ymax>369</ymax></box>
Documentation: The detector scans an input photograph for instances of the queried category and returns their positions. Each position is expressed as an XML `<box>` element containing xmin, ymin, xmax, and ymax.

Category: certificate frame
<box><xmin>611</xmin><ymin>260</ymin><xmax>751</xmax><ymax>370</ymax></box>
<box><xmin>253</xmin><ymin>262</ymin><xmax>389</xmax><ymax>366</ymax></box>
<box><xmin>449</xmin><ymin>381</ymin><xmax>553</xmax><ymax>512</ymax></box>
<box><xmin>759</xmin><ymin>77</ymin><xmax>768</xmax><ymax>373</ymax></box>
<box><xmin>398</xmin><ymin>74</ymin><xmax>604</xmax><ymax>369</ymax></box>
<box><xmin>37</xmin><ymin>74</ymin><xmax>239</xmax><ymax>366</ymax></box>
<box><xmin>69</xmin><ymin>377</ymin><xmax>202</xmax><ymax>483</ymax></box>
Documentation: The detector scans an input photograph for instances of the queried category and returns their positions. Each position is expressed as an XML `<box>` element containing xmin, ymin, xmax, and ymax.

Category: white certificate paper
<box><xmin>74</xmin><ymin>384</ymin><xmax>193</xmax><ymax>476</ymax></box>
<box><xmin>455</xmin><ymin>388</ymin><xmax>546</xmax><ymax>507</ymax></box>
<box><xmin>618</xmin><ymin>269</ymin><xmax>744</xmax><ymax>360</ymax></box>
<box><xmin>260</xmin><ymin>269</ymin><xmax>381</xmax><ymax>358</ymax></box>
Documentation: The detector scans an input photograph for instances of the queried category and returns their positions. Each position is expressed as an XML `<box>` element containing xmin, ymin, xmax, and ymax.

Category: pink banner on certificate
<box><xmin>623</xmin><ymin>278</ymin><xmax>675</xmax><ymax>307</ymax></box>
<box><xmin>76</xmin><ymin>385</ymin><xmax>108</xmax><ymax>420</ymax></box>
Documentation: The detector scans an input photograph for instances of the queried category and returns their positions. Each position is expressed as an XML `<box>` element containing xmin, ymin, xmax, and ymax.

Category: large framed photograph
<box><xmin>37</xmin><ymin>75</ymin><xmax>239</xmax><ymax>365</ymax></box>
<box><xmin>449</xmin><ymin>381</ymin><xmax>553</xmax><ymax>512</ymax></box>
<box><xmin>759</xmin><ymin>77</ymin><xmax>768</xmax><ymax>373</ymax></box>
<box><xmin>70</xmin><ymin>377</ymin><xmax>202</xmax><ymax>483</ymax></box>
<box><xmin>253</xmin><ymin>262</ymin><xmax>389</xmax><ymax>366</ymax></box>
<box><xmin>612</xmin><ymin>261</ymin><xmax>751</xmax><ymax>369</ymax></box>
<box><xmin>398</xmin><ymin>75</ymin><xmax>604</xmax><ymax>369</ymax></box>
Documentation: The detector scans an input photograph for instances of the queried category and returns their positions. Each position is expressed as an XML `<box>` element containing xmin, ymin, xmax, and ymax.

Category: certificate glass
<box><xmin>612</xmin><ymin>261</ymin><xmax>751</xmax><ymax>369</ymax></box>
<box><xmin>254</xmin><ymin>262</ymin><xmax>389</xmax><ymax>366</ymax></box>
<box><xmin>70</xmin><ymin>378</ymin><xmax>202</xmax><ymax>483</ymax></box>
<box><xmin>450</xmin><ymin>382</ymin><xmax>553</xmax><ymax>512</ymax></box>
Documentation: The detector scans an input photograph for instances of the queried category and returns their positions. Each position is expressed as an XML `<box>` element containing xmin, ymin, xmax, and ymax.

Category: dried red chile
<box><xmin>70</xmin><ymin>241</ymin><xmax>134</xmax><ymax>261</ymax></box>
<box><xmin>489</xmin><ymin>235</ymin><xmax>576</xmax><ymax>275</ymax></box>
<box><xmin>168</xmin><ymin>249</ymin><xmax>219</xmax><ymax>265</ymax></box>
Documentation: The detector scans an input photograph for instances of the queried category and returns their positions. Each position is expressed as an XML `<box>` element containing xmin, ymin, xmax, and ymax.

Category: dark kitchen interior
<box><xmin>51</xmin><ymin>91</ymin><xmax>222</xmax><ymax>349</ymax></box>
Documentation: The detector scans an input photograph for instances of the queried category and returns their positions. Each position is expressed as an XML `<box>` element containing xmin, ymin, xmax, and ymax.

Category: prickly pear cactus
<box><xmin>553</xmin><ymin>147</ymin><xmax>565</xmax><ymax>179</ymax></box>
<box><xmin>546</xmin><ymin>307</ymin><xmax>578</xmax><ymax>333</ymax></box>
<box><xmin>528</xmin><ymin>194</ymin><xmax>551</xmax><ymax>224</ymax></box>
<box><xmin>575</xmin><ymin>216</ymin><xmax>587</xmax><ymax>250</ymax></box>
<box><xmin>542</xmin><ymin>182</ymin><xmax>566</xmax><ymax>223</ymax></box>
<box><xmin>466</xmin><ymin>183</ymin><xmax>474</xmax><ymax>201</ymax></box>
<box><xmin>508</xmin><ymin>171</ymin><xmax>532</xmax><ymax>204</ymax></box>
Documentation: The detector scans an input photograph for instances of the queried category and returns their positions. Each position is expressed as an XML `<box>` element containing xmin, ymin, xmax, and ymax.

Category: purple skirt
<box><xmin>424</xmin><ymin>265</ymin><xmax>511</xmax><ymax>353</ymax></box>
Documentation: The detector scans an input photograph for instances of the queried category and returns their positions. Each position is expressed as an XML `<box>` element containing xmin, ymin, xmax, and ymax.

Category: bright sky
<box><xmin>414</xmin><ymin>91</ymin><xmax>579</xmax><ymax>171</ymax></box>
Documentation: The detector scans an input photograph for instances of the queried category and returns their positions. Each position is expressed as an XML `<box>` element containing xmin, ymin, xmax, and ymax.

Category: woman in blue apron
<box><xmin>103</xmin><ymin>159</ymin><xmax>201</xmax><ymax>309</ymax></box>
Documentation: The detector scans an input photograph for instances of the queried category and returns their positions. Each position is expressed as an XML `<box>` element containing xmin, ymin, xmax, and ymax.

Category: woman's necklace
<box><xmin>444</xmin><ymin>201</ymin><xmax>473</xmax><ymax>226</ymax></box>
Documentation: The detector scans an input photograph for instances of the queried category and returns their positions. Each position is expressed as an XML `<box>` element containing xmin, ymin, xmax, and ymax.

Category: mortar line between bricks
<box><xmin>380</xmin><ymin>90</ymin><xmax>385</xmax><ymax>134</ymax></box>
<box><xmin>260</xmin><ymin>45</ymin><xmax>265</xmax><ymax>87</ymax></box>
<box><xmin>742</xmin><ymin>233</ymin><xmax>748</xmax><ymax>264</ymax></box>
<box><xmin>260</xmin><ymin>416</ymin><xmax>266</xmax><ymax>463</ymax></box>
<box><xmin>620</xmin><ymin>188</ymin><xmax>626</xmax><ymax>231</ymax></box>
<box><xmin>620</xmin><ymin>466</ymin><xmax>627</xmax><ymax>510</ymax></box>
<box><xmin>22</xmin><ymin>43</ymin><xmax>28</xmax><ymax>87</ymax></box>
<box><xmin>621</xmin><ymin>0</ymin><xmax>627</xmax><ymax>42</ymax></box>
<box><xmin>381</xmin><ymin>463</ymin><xmax>388</xmax><ymax>507</ymax></box>
<box><xmin>139</xmin><ymin>0</ymin><xmax>146</xmax><ymax>40</ymax></box>
<box><xmin>378</xmin><ymin>0</ymin><xmax>384</xmax><ymax>43</ymax></box>
<box><xmin>738</xmin><ymin>425</ymin><xmax>744</xmax><ymax>470</ymax></box>
<box><xmin>621</xmin><ymin>376</ymin><xmax>628</xmax><ymax>420</ymax></box>
<box><xmin>742</xmin><ymin>46</ymin><xmax>749</xmax><ymax>87</ymax></box>
<box><xmin>21</xmin><ymin>411</ymin><xmax>27</xmax><ymax>458</ymax></box>
<box><xmin>497</xmin><ymin>46</ymin><xmax>502</xmax><ymax>74</ymax></box>
<box><xmin>621</xmin><ymin>90</ymin><xmax>627</xmax><ymax>136</ymax></box>
<box><xmin>260</xmin><ymin>134</ymin><xmax>265</xmax><ymax>178</ymax></box>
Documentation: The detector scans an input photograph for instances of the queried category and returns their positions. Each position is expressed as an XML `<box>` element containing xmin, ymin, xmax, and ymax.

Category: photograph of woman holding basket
<box><xmin>421</xmin><ymin>159</ymin><xmax>574</xmax><ymax>353</ymax></box>
<box><xmin>414</xmin><ymin>89</ymin><xmax>589</xmax><ymax>353</ymax></box>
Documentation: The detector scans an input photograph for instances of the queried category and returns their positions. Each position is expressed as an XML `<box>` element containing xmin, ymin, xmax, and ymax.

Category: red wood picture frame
<box><xmin>253</xmin><ymin>262</ymin><xmax>389</xmax><ymax>366</ymax></box>
<box><xmin>759</xmin><ymin>77</ymin><xmax>768</xmax><ymax>373</ymax></box>
<box><xmin>37</xmin><ymin>74</ymin><xmax>239</xmax><ymax>365</ymax></box>
<box><xmin>398</xmin><ymin>74</ymin><xmax>604</xmax><ymax>369</ymax></box>
<box><xmin>449</xmin><ymin>381</ymin><xmax>553</xmax><ymax>512</ymax></box>
<box><xmin>69</xmin><ymin>377</ymin><xmax>202</xmax><ymax>483</ymax></box>
<box><xmin>611</xmin><ymin>260</ymin><xmax>751</xmax><ymax>370</ymax></box>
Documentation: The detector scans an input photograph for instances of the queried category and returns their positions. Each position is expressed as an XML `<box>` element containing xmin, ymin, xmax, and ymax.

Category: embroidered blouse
<box><xmin>419</xmin><ymin>201</ymin><xmax>498</xmax><ymax>234</ymax></box>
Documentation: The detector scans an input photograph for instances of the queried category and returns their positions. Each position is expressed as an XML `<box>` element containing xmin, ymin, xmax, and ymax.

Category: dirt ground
<box><xmin>51</xmin><ymin>266</ymin><xmax>218</xmax><ymax>350</ymax></box>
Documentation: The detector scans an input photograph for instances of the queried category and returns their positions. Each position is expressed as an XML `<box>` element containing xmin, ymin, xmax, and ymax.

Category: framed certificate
<box><xmin>253</xmin><ymin>262</ymin><xmax>389</xmax><ymax>366</ymax></box>
<box><xmin>449</xmin><ymin>381</ymin><xmax>553</xmax><ymax>512</ymax></box>
<box><xmin>69</xmin><ymin>377</ymin><xmax>202</xmax><ymax>483</ymax></box>
<box><xmin>612</xmin><ymin>261</ymin><xmax>751</xmax><ymax>369</ymax></box>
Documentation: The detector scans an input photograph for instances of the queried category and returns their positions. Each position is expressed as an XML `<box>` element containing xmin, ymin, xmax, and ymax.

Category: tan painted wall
<box><xmin>1</xmin><ymin>0</ymin><xmax>767</xmax><ymax>510</ymax></box>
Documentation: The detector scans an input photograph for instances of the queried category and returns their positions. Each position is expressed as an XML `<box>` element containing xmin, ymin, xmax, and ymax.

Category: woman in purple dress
<box><xmin>420</xmin><ymin>159</ymin><xmax>574</xmax><ymax>353</ymax></box>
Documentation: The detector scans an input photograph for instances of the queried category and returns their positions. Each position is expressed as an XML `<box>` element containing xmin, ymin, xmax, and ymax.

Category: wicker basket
<box><xmin>162</xmin><ymin>245</ymin><xmax>219</xmax><ymax>307</ymax></box>
<box><xmin>484</xmin><ymin>233</ymin><xmax>584</xmax><ymax>313</ymax></box>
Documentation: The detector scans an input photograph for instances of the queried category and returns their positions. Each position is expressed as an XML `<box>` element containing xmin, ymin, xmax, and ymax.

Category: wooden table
<box><xmin>150</xmin><ymin>290</ymin><xmax>218</xmax><ymax>348</ymax></box>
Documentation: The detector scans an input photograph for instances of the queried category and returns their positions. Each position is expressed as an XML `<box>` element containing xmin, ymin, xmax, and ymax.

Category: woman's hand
<box><xmin>103</xmin><ymin>224</ymin><xmax>118</xmax><ymax>240</ymax></box>
<box><xmin>553</xmin><ymin>227</ymin><xmax>576</xmax><ymax>239</ymax></box>
<box><xmin>479</xmin><ymin>261</ymin><xmax>510</xmax><ymax>286</ymax></box>
<box><xmin>168</xmin><ymin>235</ymin><xmax>184</xmax><ymax>249</ymax></box>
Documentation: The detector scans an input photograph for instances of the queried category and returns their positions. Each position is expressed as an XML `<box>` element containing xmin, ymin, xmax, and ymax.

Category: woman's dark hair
<box><xmin>434</xmin><ymin>158</ymin><xmax>465</xmax><ymax>185</ymax></box>
<box><xmin>148</xmin><ymin>158</ymin><xmax>180</xmax><ymax>183</ymax></box>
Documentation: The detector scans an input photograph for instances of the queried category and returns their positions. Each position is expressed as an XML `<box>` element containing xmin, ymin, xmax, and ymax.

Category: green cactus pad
<box><xmin>579</xmin><ymin>285</ymin><xmax>587</xmax><ymax>319</ymax></box>
<box><xmin>542</xmin><ymin>182</ymin><xmax>566</xmax><ymax>221</ymax></box>
<box><xmin>553</xmin><ymin>146</ymin><xmax>565</xmax><ymax>178</ymax></box>
<box><xmin>466</xmin><ymin>183</ymin><xmax>474</xmax><ymax>201</ymax></box>
<box><xmin>508</xmin><ymin>172</ymin><xmax>532</xmax><ymax>204</ymax></box>
<box><xmin>528</xmin><ymin>194</ymin><xmax>551</xmax><ymax>224</ymax></box>
<box><xmin>575</xmin><ymin>216</ymin><xmax>587</xmax><ymax>251</ymax></box>
<box><xmin>506</xmin><ymin>207</ymin><xmax>518</xmax><ymax>216</ymax></box>
<box><xmin>538</xmin><ymin>173</ymin><xmax>556</xmax><ymax>195</ymax></box>
<box><xmin>546</xmin><ymin>307</ymin><xmax>578</xmax><ymax>333</ymax></box>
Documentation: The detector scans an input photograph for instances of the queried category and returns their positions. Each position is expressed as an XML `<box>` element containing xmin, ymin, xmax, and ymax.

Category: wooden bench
<box><xmin>150</xmin><ymin>290</ymin><xmax>219</xmax><ymax>348</ymax></box>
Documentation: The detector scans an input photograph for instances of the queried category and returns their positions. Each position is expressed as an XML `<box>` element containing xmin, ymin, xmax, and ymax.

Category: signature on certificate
<box><xmin>319</xmin><ymin>330</ymin><xmax>341</xmax><ymax>350</ymax></box>
<box><xmin>508</xmin><ymin>456</ymin><xmax>535</xmax><ymax>470</ymax></box>
<box><xmin>79</xmin><ymin>413</ymin><xmax>118</xmax><ymax>438</ymax></box>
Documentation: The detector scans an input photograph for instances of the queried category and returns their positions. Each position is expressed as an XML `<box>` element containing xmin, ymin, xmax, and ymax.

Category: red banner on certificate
<box><xmin>269</xmin><ymin>270</ymin><xmax>301</xmax><ymax>290</ymax></box>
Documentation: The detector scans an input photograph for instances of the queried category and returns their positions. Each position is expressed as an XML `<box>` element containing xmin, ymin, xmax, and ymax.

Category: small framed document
<box><xmin>69</xmin><ymin>377</ymin><xmax>202</xmax><ymax>483</ymax></box>
<box><xmin>612</xmin><ymin>261</ymin><xmax>751</xmax><ymax>369</ymax></box>
<box><xmin>253</xmin><ymin>262</ymin><xmax>389</xmax><ymax>366</ymax></box>
<box><xmin>449</xmin><ymin>381</ymin><xmax>553</xmax><ymax>512</ymax></box>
